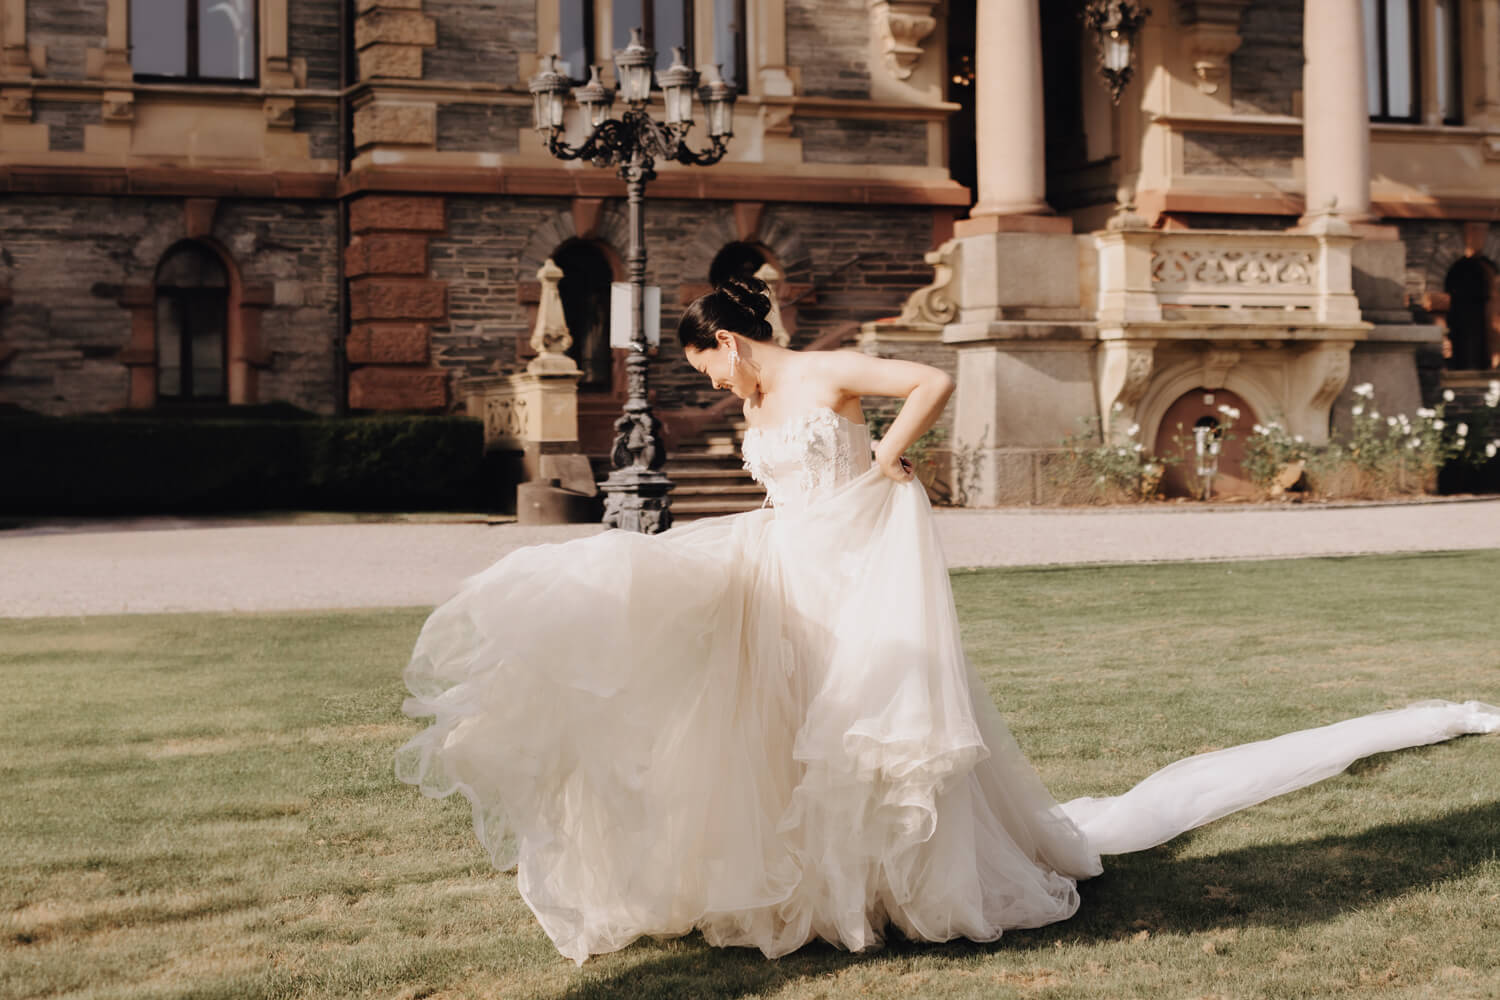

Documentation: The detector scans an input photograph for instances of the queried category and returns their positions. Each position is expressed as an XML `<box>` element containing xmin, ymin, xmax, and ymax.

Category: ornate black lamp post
<box><xmin>529</xmin><ymin>31</ymin><xmax>737</xmax><ymax>533</ymax></box>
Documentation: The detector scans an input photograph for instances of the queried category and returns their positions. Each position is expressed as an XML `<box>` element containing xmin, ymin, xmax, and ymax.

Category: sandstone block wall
<box><xmin>788</xmin><ymin>0</ymin><xmax>871</xmax><ymax>99</ymax></box>
<box><xmin>1229</xmin><ymin>0</ymin><xmax>1303</xmax><ymax>116</ymax></box>
<box><xmin>28</xmin><ymin>0</ymin><xmax>107</xmax><ymax>81</ymax></box>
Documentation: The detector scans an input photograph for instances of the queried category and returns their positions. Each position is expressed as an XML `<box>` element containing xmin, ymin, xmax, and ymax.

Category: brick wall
<box><xmin>423</xmin><ymin>0</ymin><xmax>533</xmax><ymax>86</ymax></box>
<box><xmin>436</xmin><ymin>103</ymin><xmax>528</xmax><ymax>153</ymax></box>
<box><xmin>787</xmin><ymin>0</ymin><xmax>870</xmax><ymax>99</ymax></box>
<box><xmin>28</xmin><ymin>0</ymin><xmax>106</xmax><ymax>81</ymax></box>
<box><xmin>0</xmin><ymin>197</ymin><xmax>339</xmax><ymax>416</ymax></box>
<box><xmin>796</xmin><ymin>117</ymin><xmax>928</xmax><ymax>167</ymax></box>
<box><xmin>1230</xmin><ymin>0</ymin><xmax>1303</xmax><ymax>116</ymax></box>
<box><xmin>33</xmin><ymin>100</ymin><xmax>101</xmax><ymax>153</ymax></box>
<box><xmin>290</xmin><ymin>0</ymin><xmax>343</xmax><ymax>90</ymax></box>
<box><xmin>1182</xmin><ymin>131</ymin><xmax>1298</xmax><ymax>178</ymax></box>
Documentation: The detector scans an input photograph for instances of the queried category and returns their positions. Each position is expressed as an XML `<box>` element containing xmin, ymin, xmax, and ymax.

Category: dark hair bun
<box><xmin>718</xmin><ymin>276</ymin><xmax>772</xmax><ymax>325</ymax></box>
<box><xmin>677</xmin><ymin>273</ymin><xmax>777</xmax><ymax>350</ymax></box>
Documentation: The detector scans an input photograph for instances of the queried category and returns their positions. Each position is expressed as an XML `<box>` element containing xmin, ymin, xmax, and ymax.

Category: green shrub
<box><xmin>0</xmin><ymin>413</ymin><xmax>488</xmax><ymax>514</ymax></box>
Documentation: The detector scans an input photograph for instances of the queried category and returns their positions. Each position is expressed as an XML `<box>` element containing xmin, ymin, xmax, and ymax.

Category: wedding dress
<box><xmin>396</xmin><ymin>405</ymin><xmax>1498</xmax><ymax>965</ymax></box>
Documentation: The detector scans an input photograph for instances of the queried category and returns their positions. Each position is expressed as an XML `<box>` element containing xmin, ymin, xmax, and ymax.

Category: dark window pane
<box><xmin>156</xmin><ymin>297</ymin><xmax>182</xmax><ymax>398</ymax></box>
<box><xmin>652</xmin><ymin>0</ymin><xmax>689</xmax><ymax>70</ymax></box>
<box><xmin>613</xmin><ymin>0</ymin><xmax>644</xmax><ymax>52</ymax></box>
<box><xmin>1383</xmin><ymin>0</ymin><xmax>1414</xmax><ymax>118</ymax></box>
<box><xmin>559</xmin><ymin>0</ymin><xmax>590</xmax><ymax>81</ymax></box>
<box><xmin>199</xmin><ymin>0</ymin><xmax>255</xmax><ymax>79</ymax></box>
<box><xmin>1436</xmin><ymin>0</ymin><xmax>1460</xmax><ymax>122</ymax></box>
<box><xmin>188</xmin><ymin>298</ymin><xmax>226</xmax><ymax>398</ymax></box>
<box><xmin>133</xmin><ymin>0</ymin><xmax>189</xmax><ymax>77</ymax></box>
<box><xmin>713</xmin><ymin>0</ymin><xmax>743</xmax><ymax>87</ymax></box>
<box><xmin>1362</xmin><ymin>0</ymin><xmax>1382</xmax><ymax>116</ymax></box>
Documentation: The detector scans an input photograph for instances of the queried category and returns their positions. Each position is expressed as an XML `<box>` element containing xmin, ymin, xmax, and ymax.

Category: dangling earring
<box><xmin>728</xmin><ymin>346</ymin><xmax>740</xmax><ymax>375</ymax></box>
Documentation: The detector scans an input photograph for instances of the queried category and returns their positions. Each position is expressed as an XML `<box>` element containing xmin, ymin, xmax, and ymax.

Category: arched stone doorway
<box><xmin>708</xmin><ymin>241</ymin><xmax>770</xmax><ymax>287</ymax></box>
<box><xmin>1153</xmin><ymin>387</ymin><xmax>1259</xmax><ymax>498</ymax></box>
<box><xmin>551</xmin><ymin>238</ymin><xmax>616</xmax><ymax>392</ymax></box>
<box><xmin>1444</xmin><ymin>255</ymin><xmax>1498</xmax><ymax>371</ymax></box>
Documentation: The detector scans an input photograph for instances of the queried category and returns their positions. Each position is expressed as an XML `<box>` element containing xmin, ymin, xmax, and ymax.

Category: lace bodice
<box><xmin>741</xmin><ymin>407</ymin><xmax>873</xmax><ymax>512</ymax></box>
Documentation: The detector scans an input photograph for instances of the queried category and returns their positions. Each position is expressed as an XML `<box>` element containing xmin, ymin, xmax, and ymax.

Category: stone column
<box><xmin>1302</xmin><ymin>0</ymin><xmax>1373</xmax><ymax>222</ymax></box>
<box><xmin>967</xmin><ymin>0</ymin><xmax>1048</xmax><ymax>221</ymax></box>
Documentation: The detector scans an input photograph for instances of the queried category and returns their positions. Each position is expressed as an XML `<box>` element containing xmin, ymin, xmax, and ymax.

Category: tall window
<box><xmin>156</xmin><ymin>243</ymin><xmax>229</xmax><ymax>403</ymax></box>
<box><xmin>1364</xmin><ymin>0</ymin><xmax>1419</xmax><ymax>121</ymax></box>
<box><xmin>132</xmin><ymin>0</ymin><xmax>258</xmax><ymax>83</ymax></box>
<box><xmin>557</xmin><ymin>1</ymin><xmax>744</xmax><ymax>91</ymax></box>
<box><xmin>1444</xmin><ymin>257</ymin><xmax>1498</xmax><ymax>372</ymax></box>
<box><xmin>1435</xmin><ymin>0</ymin><xmax>1462</xmax><ymax>124</ymax></box>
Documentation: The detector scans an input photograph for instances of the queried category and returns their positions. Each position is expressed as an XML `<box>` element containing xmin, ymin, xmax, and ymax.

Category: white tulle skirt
<box><xmin>395</xmin><ymin>466</ymin><xmax>1498</xmax><ymax>964</ymax></box>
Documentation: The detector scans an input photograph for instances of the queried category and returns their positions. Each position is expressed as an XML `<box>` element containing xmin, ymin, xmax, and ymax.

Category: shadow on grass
<box><xmin>546</xmin><ymin>798</ymin><xmax>1500</xmax><ymax>1000</ymax></box>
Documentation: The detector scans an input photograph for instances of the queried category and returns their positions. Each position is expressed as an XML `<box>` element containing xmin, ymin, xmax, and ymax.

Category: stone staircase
<box><xmin>666</xmin><ymin>417</ymin><xmax>766</xmax><ymax>521</ymax></box>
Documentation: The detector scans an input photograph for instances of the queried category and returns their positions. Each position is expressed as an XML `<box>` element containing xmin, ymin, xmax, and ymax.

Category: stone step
<box><xmin>670</xmin><ymin>497</ymin><xmax>766</xmax><ymax>521</ymax></box>
<box><xmin>672</xmin><ymin>482</ymin><xmax>765</xmax><ymax>497</ymax></box>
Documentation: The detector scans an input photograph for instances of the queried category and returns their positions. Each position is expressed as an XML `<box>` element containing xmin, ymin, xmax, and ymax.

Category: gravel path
<box><xmin>3</xmin><ymin>499</ymin><xmax>1498</xmax><ymax>617</ymax></box>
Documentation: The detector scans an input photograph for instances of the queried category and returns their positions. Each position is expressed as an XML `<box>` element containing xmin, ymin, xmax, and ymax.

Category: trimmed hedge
<box><xmin>0</xmin><ymin>412</ymin><xmax>492</xmax><ymax>514</ymax></box>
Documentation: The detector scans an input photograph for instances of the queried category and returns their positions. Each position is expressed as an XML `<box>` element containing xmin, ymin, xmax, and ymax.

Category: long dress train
<box><xmin>395</xmin><ymin>405</ymin><xmax>1498</xmax><ymax>965</ymax></box>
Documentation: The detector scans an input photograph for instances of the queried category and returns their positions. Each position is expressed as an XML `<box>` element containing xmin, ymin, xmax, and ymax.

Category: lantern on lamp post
<box><xmin>528</xmin><ymin>27</ymin><xmax>737</xmax><ymax>534</ymax></box>
<box><xmin>1082</xmin><ymin>0</ymin><xmax>1151</xmax><ymax>104</ymax></box>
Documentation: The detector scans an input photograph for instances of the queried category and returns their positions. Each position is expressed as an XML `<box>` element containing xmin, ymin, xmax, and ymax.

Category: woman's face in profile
<box><xmin>685</xmin><ymin>336</ymin><xmax>753</xmax><ymax>399</ymax></box>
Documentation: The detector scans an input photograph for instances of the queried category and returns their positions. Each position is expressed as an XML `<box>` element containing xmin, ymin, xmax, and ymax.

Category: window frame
<box><xmin>1367</xmin><ymin>0</ymin><xmax>1421</xmax><ymax>124</ymax></box>
<box><xmin>131</xmin><ymin>0</ymin><xmax>261</xmax><ymax>87</ymax></box>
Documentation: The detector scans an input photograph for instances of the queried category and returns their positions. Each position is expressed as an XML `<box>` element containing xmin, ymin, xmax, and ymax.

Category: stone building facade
<box><xmin>2</xmin><ymin>0</ymin><xmax>1498</xmax><ymax>504</ymax></box>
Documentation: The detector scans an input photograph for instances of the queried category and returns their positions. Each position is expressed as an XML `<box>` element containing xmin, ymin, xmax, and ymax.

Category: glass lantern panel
<box><xmin>1104</xmin><ymin>36</ymin><xmax>1131</xmax><ymax>73</ymax></box>
<box><xmin>549</xmin><ymin>92</ymin><xmax>567</xmax><ymax>128</ymax></box>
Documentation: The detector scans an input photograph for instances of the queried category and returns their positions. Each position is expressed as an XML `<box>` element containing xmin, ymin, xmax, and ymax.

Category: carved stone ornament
<box><xmin>868</xmin><ymin>1</ymin><xmax>938</xmax><ymax>80</ymax></box>
<box><xmin>102</xmin><ymin>90</ymin><xmax>135</xmax><ymax>123</ymax></box>
<box><xmin>264</xmin><ymin>97</ymin><xmax>296</xmax><ymax>129</ymax></box>
<box><xmin>1</xmin><ymin>88</ymin><xmax>32</xmax><ymax>121</ymax></box>
<box><xmin>1308</xmin><ymin>344</ymin><xmax>1352</xmax><ymax>412</ymax></box>
<box><xmin>527</xmin><ymin>258</ymin><xmax>581</xmax><ymax>375</ymax></box>
<box><xmin>898</xmin><ymin>238</ymin><xmax>957</xmax><ymax>327</ymax></box>
<box><xmin>1175</xmin><ymin>0</ymin><xmax>1253</xmax><ymax>96</ymax></box>
<box><xmin>484</xmin><ymin>394</ymin><xmax>530</xmax><ymax>445</ymax></box>
<box><xmin>1152</xmin><ymin>248</ymin><xmax>1315</xmax><ymax>288</ymax></box>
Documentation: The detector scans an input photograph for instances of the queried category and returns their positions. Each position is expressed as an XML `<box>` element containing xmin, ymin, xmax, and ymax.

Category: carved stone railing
<box><xmin>1096</xmin><ymin>213</ymin><xmax>1362</xmax><ymax>325</ymax></box>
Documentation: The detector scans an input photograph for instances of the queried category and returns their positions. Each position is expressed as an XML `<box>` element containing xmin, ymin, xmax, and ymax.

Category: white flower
<box><xmin>1253</xmin><ymin>423</ymin><xmax>1265</xmax><ymax>435</ymax></box>
<box><xmin>1433</xmin><ymin>419</ymin><xmax>1445</xmax><ymax>430</ymax></box>
<box><xmin>1408</xmin><ymin>438</ymin><xmax>1420</xmax><ymax>450</ymax></box>
<box><xmin>1352</xmin><ymin>405</ymin><xmax>1364</xmax><ymax>416</ymax></box>
<box><xmin>1457</xmin><ymin>423</ymin><xmax>1468</xmax><ymax>437</ymax></box>
<box><xmin>1386</xmin><ymin>416</ymin><xmax>1398</xmax><ymax>427</ymax></box>
<box><xmin>1487</xmin><ymin>442</ymin><xmax>1499</xmax><ymax>459</ymax></box>
<box><xmin>1294</xmin><ymin>435</ymin><xmax>1305</xmax><ymax>443</ymax></box>
<box><xmin>1117</xmin><ymin>447</ymin><xmax>1128</xmax><ymax>457</ymax></box>
<box><xmin>1127</xmin><ymin>423</ymin><xmax>1140</xmax><ymax>437</ymax></box>
<box><xmin>1133</xmin><ymin>442</ymin><xmax>1144</xmax><ymax>452</ymax></box>
<box><xmin>1371</xmin><ymin>411</ymin><xmax>1380</xmax><ymax>421</ymax></box>
<box><xmin>1443</xmin><ymin>389</ymin><xmax>1456</xmax><ymax>402</ymax></box>
<box><xmin>1353</xmin><ymin>382</ymin><xmax>1374</xmax><ymax>398</ymax></box>
<box><xmin>1416</xmin><ymin>407</ymin><xmax>1435</xmax><ymax>419</ymax></box>
<box><xmin>1113</xmin><ymin>401</ymin><xmax>1125</xmax><ymax>413</ymax></box>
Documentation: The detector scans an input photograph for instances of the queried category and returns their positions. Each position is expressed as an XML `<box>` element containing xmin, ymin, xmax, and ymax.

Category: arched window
<box><xmin>1443</xmin><ymin>256</ymin><xmax>1498</xmax><ymax>372</ymax></box>
<box><xmin>132</xmin><ymin>0</ymin><xmax>258</xmax><ymax>83</ymax></box>
<box><xmin>155</xmin><ymin>243</ymin><xmax>229</xmax><ymax>403</ymax></box>
<box><xmin>552</xmin><ymin>240</ymin><xmax>616</xmax><ymax>391</ymax></box>
<box><xmin>708</xmin><ymin>241</ymin><xmax>768</xmax><ymax>287</ymax></box>
<box><xmin>557</xmin><ymin>0</ymin><xmax>745</xmax><ymax>90</ymax></box>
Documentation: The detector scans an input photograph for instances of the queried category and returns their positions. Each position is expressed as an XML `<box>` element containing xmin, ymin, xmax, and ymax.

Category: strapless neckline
<box><xmin>742</xmin><ymin>405</ymin><xmax>866</xmax><ymax>441</ymax></box>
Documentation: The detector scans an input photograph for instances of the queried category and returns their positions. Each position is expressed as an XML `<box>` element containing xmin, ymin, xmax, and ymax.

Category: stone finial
<box><xmin>528</xmin><ymin>258</ymin><xmax>581</xmax><ymax>375</ymax></box>
<box><xmin>868</xmin><ymin>1</ymin><xmax>939</xmax><ymax>80</ymax></box>
<box><xmin>754</xmin><ymin>260</ymin><xmax>792</xmax><ymax>347</ymax></box>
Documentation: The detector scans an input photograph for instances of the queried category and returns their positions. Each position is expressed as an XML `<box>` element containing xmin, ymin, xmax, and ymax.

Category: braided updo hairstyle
<box><xmin>677</xmin><ymin>275</ymin><xmax>774</xmax><ymax>351</ymax></box>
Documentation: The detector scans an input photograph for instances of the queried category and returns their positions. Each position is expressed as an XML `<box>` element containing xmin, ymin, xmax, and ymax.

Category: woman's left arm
<box><xmin>821</xmin><ymin>351</ymin><xmax>955</xmax><ymax>481</ymax></box>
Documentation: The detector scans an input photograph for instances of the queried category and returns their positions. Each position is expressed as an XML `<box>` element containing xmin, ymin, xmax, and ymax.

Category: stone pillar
<box><xmin>345</xmin><ymin>195</ymin><xmax>449</xmax><ymax>410</ymax></box>
<box><xmin>1302</xmin><ymin>0</ymin><xmax>1373</xmax><ymax>222</ymax></box>
<box><xmin>964</xmin><ymin>0</ymin><xmax>1051</xmax><ymax>226</ymax></box>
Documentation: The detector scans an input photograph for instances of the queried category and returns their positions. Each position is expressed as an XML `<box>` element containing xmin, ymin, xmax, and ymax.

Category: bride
<box><xmin>396</xmin><ymin>276</ymin><xmax>1498</xmax><ymax>966</ymax></box>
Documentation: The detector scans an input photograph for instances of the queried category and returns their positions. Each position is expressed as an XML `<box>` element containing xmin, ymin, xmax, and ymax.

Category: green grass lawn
<box><xmin>2</xmin><ymin>551</ymin><xmax>1498</xmax><ymax>1000</ymax></box>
